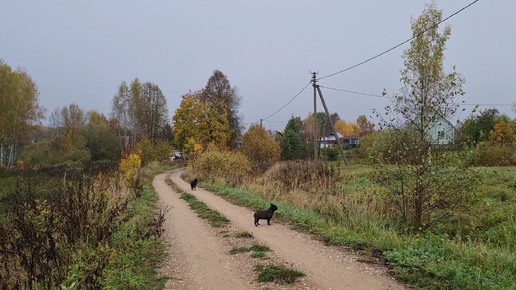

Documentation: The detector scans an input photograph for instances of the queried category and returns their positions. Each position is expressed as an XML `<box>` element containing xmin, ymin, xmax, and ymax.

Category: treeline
<box><xmin>0</xmin><ymin>60</ymin><xmax>177</xmax><ymax>169</ymax></box>
<box><xmin>1</xmin><ymin>58</ymin><xmax>249</xmax><ymax>169</ymax></box>
<box><xmin>0</xmin><ymin>59</ymin><xmax>249</xmax><ymax>288</ymax></box>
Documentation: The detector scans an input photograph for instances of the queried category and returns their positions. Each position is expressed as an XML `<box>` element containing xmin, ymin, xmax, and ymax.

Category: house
<box><xmin>410</xmin><ymin>113</ymin><xmax>456</xmax><ymax>146</ymax></box>
<box><xmin>428</xmin><ymin>115</ymin><xmax>456</xmax><ymax>145</ymax></box>
<box><xmin>319</xmin><ymin>133</ymin><xmax>360</xmax><ymax>149</ymax></box>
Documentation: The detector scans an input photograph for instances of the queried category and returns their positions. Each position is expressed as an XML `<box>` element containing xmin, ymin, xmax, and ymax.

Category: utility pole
<box><xmin>312</xmin><ymin>72</ymin><xmax>318</xmax><ymax>161</ymax></box>
<box><xmin>315</xmin><ymin>85</ymin><xmax>348</xmax><ymax>165</ymax></box>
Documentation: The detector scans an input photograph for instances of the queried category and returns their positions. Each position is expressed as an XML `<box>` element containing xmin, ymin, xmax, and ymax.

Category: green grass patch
<box><xmin>229</xmin><ymin>244</ymin><xmax>271</xmax><ymax>256</ymax></box>
<box><xmin>180</xmin><ymin>193</ymin><xmax>230</xmax><ymax>228</ymax></box>
<box><xmin>253</xmin><ymin>264</ymin><xmax>305</xmax><ymax>284</ymax></box>
<box><xmin>249</xmin><ymin>244</ymin><xmax>270</xmax><ymax>252</ymax></box>
<box><xmin>235</xmin><ymin>231</ymin><xmax>253</xmax><ymax>238</ymax></box>
<box><xmin>250</xmin><ymin>252</ymin><xmax>267</xmax><ymax>259</ymax></box>
<box><xmin>165</xmin><ymin>178</ymin><xmax>181</xmax><ymax>192</ymax></box>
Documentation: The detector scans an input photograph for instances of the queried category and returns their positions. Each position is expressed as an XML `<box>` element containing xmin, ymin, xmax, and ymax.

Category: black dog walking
<box><xmin>190</xmin><ymin>178</ymin><xmax>198</xmax><ymax>190</ymax></box>
<box><xmin>254</xmin><ymin>204</ymin><xmax>278</xmax><ymax>226</ymax></box>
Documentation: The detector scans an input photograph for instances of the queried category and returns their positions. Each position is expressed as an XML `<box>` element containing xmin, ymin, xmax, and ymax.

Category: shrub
<box><xmin>136</xmin><ymin>138</ymin><xmax>173</xmax><ymax>165</ymax></box>
<box><xmin>475</xmin><ymin>144</ymin><xmax>516</xmax><ymax>166</ymax></box>
<box><xmin>241</xmin><ymin>125</ymin><xmax>281</xmax><ymax>173</ymax></box>
<box><xmin>320</xmin><ymin>148</ymin><xmax>339</xmax><ymax>161</ymax></box>
<box><xmin>191</xmin><ymin>148</ymin><xmax>252</xmax><ymax>186</ymax></box>
<box><xmin>119</xmin><ymin>153</ymin><xmax>142</xmax><ymax>189</ymax></box>
<box><xmin>260</xmin><ymin>160</ymin><xmax>339</xmax><ymax>195</ymax></box>
<box><xmin>0</xmin><ymin>170</ymin><xmax>128</xmax><ymax>289</ymax></box>
<box><xmin>355</xmin><ymin>131</ymin><xmax>393</xmax><ymax>163</ymax></box>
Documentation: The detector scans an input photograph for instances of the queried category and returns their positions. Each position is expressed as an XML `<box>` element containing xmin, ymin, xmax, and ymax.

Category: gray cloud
<box><xmin>1</xmin><ymin>0</ymin><xmax>513</xmax><ymax>132</ymax></box>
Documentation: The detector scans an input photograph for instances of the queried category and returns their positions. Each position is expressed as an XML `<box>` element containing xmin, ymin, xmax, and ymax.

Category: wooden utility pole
<box><xmin>312</xmin><ymin>72</ymin><xmax>318</xmax><ymax>161</ymax></box>
<box><xmin>315</xmin><ymin>85</ymin><xmax>348</xmax><ymax>165</ymax></box>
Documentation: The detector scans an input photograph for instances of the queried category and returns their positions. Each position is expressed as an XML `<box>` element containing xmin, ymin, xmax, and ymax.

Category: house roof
<box><xmin>321</xmin><ymin>133</ymin><xmax>359</xmax><ymax>140</ymax></box>
<box><xmin>411</xmin><ymin>111</ymin><xmax>456</xmax><ymax>129</ymax></box>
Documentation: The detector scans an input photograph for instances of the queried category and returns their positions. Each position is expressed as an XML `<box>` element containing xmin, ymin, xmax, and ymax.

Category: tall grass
<box><xmin>189</xmin><ymin>159</ymin><xmax>516</xmax><ymax>289</ymax></box>
<box><xmin>0</xmin><ymin>162</ymin><xmax>180</xmax><ymax>289</ymax></box>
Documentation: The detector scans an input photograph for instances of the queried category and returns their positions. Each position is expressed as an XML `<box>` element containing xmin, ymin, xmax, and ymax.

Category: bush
<box><xmin>261</xmin><ymin>160</ymin><xmax>339</xmax><ymax>195</ymax></box>
<box><xmin>320</xmin><ymin>148</ymin><xmax>339</xmax><ymax>161</ymax></box>
<box><xmin>119</xmin><ymin>153</ymin><xmax>142</xmax><ymax>192</ymax></box>
<box><xmin>475</xmin><ymin>144</ymin><xmax>516</xmax><ymax>166</ymax></box>
<box><xmin>0</xmin><ymin>170</ymin><xmax>128</xmax><ymax>289</ymax></box>
<box><xmin>241</xmin><ymin>125</ymin><xmax>281</xmax><ymax>173</ymax></box>
<box><xmin>21</xmin><ymin>139</ymin><xmax>92</xmax><ymax>170</ymax></box>
<box><xmin>191</xmin><ymin>148</ymin><xmax>252</xmax><ymax>186</ymax></box>
<box><xmin>136</xmin><ymin>138</ymin><xmax>173</xmax><ymax>165</ymax></box>
<box><xmin>354</xmin><ymin>131</ymin><xmax>393</xmax><ymax>163</ymax></box>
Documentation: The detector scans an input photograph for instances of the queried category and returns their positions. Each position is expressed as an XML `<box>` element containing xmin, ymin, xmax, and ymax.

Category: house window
<box><xmin>437</xmin><ymin>131</ymin><xmax>445</xmax><ymax>138</ymax></box>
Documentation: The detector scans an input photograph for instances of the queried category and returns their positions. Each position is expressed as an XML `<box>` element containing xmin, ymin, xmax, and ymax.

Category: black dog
<box><xmin>190</xmin><ymin>178</ymin><xmax>198</xmax><ymax>190</ymax></box>
<box><xmin>254</xmin><ymin>204</ymin><xmax>278</xmax><ymax>226</ymax></box>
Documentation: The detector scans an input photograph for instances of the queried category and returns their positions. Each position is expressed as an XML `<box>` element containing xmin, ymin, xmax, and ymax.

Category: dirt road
<box><xmin>155</xmin><ymin>169</ymin><xmax>409</xmax><ymax>290</ymax></box>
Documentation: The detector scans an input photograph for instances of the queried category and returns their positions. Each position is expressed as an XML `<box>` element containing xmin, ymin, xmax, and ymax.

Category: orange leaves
<box><xmin>489</xmin><ymin>120</ymin><xmax>515</xmax><ymax>147</ymax></box>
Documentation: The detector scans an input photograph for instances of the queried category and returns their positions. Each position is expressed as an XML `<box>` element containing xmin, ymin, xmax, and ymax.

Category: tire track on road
<box><xmin>165</xmin><ymin>169</ymin><xmax>408</xmax><ymax>290</ymax></box>
<box><xmin>155</xmin><ymin>172</ymin><xmax>259</xmax><ymax>290</ymax></box>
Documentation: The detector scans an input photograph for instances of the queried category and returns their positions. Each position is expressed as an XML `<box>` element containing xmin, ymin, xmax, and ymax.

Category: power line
<box><xmin>319</xmin><ymin>85</ymin><xmax>513</xmax><ymax>108</ymax></box>
<box><xmin>318</xmin><ymin>0</ymin><xmax>480</xmax><ymax>80</ymax></box>
<box><xmin>261</xmin><ymin>81</ymin><xmax>312</xmax><ymax>121</ymax></box>
<box><xmin>319</xmin><ymin>85</ymin><xmax>390</xmax><ymax>99</ymax></box>
<box><xmin>242</xmin><ymin>121</ymin><xmax>260</xmax><ymax>125</ymax></box>
<box><xmin>461</xmin><ymin>103</ymin><xmax>512</xmax><ymax>107</ymax></box>
<box><xmin>262</xmin><ymin>119</ymin><xmax>288</xmax><ymax>124</ymax></box>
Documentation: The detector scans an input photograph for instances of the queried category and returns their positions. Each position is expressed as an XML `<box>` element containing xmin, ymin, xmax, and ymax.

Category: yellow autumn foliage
<box><xmin>119</xmin><ymin>153</ymin><xmax>142</xmax><ymax>186</ymax></box>
<box><xmin>173</xmin><ymin>93</ymin><xmax>231</xmax><ymax>152</ymax></box>
<box><xmin>334</xmin><ymin>120</ymin><xmax>357</xmax><ymax>136</ymax></box>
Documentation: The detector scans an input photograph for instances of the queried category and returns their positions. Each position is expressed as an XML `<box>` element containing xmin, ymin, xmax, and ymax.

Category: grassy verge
<box><xmin>98</xmin><ymin>163</ymin><xmax>184</xmax><ymax>289</ymax></box>
<box><xmin>100</xmin><ymin>185</ymin><xmax>167</xmax><ymax>289</ymax></box>
<box><xmin>183</xmin><ymin>168</ymin><xmax>516</xmax><ymax>290</ymax></box>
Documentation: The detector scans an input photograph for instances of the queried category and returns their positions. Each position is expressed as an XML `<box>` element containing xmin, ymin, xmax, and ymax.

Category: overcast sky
<box><xmin>1</xmin><ymin>0</ymin><xmax>514</xmax><ymax>132</ymax></box>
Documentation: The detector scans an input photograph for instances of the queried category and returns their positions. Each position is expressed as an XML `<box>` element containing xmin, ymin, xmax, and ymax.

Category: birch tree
<box><xmin>111</xmin><ymin>81</ymin><xmax>134</xmax><ymax>150</ymax></box>
<box><xmin>0</xmin><ymin>60</ymin><xmax>44</xmax><ymax>166</ymax></box>
<box><xmin>374</xmin><ymin>4</ymin><xmax>477</xmax><ymax>231</ymax></box>
<box><xmin>111</xmin><ymin>79</ymin><xmax>169</xmax><ymax>147</ymax></box>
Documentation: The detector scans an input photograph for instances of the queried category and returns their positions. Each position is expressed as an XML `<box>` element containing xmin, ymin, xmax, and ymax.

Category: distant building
<box><xmin>319</xmin><ymin>133</ymin><xmax>359</xmax><ymax>148</ymax></box>
<box><xmin>428</xmin><ymin>115</ymin><xmax>456</xmax><ymax>145</ymax></box>
<box><xmin>410</xmin><ymin>114</ymin><xmax>456</xmax><ymax>146</ymax></box>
